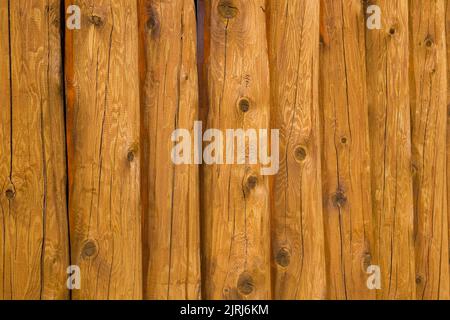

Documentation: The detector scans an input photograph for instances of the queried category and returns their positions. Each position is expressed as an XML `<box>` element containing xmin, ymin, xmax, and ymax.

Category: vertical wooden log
<box><xmin>268</xmin><ymin>0</ymin><xmax>326</xmax><ymax>299</ymax></box>
<box><xmin>319</xmin><ymin>0</ymin><xmax>375</xmax><ymax>299</ymax></box>
<box><xmin>138</xmin><ymin>0</ymin><xmax>201</xmax><ymax>299</ymax></box>
<box><xmin>65</xmin><ymin>0</ymin><xmax>142</xmax><ymax>299</ymax></box>
<box><xmin>202</xmin><ymin>0</ymin><xmax>272</xmax><ymax>299</ymax></box>
<box><xmin>0</xmin><ymin>0</ymin><xmax>10</xmax><ymax>299</ymax></box>
<box><xmin>365</xmin><ymin>0</ymin><xmax>416</xmax><ymax>299</ymax></box>
<box><xmin>446</xmin><ymin>0</ymin><xmax>450</xmax><ymax>293</ymax></box>
<box><xmin>410</xmin><ymin>0</ymin><xmax>449</xmax><ymax>300</ymax></box>
<box><xmin>0</xmin><ymin>0</ymin><xmax>69</xmax><ymax>299</ymax></box>
<box><xmin>197</xmin><ymin>0</ymin><xmax>210</xmax><ymax>126</ymax></box>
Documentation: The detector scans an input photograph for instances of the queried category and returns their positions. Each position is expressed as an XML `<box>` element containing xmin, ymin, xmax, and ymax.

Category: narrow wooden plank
<box><xmin>446</xmin><ymin>0</ymin><xmax>450</xmax><ymax>293</ymax></box>
<box><xmin>202</xmin><ymin>0</ymin><xmax>272</xmax><ymax>299</ymax></box>
<box><xmin>268</xmin><ymin>0</ymin><xmax>326</xmax><ymax>300</ymax></box>
<box><xmin>65</xmin><ymin>0</ymin><xmax>142</xmax><ymax>299</ymax></box>
<box><xmin>319</xmin><ymin>0</ymin><xmax>375</xmax><ymax>300</ymax></box>
<box><xmin>138</xmin><ymin>0</ymin><xmax>201</xmax><ymax>299</ymax></box>
<box><xmin>410</xmin><ymin>0</ymin><xmax>450</xmax><ymax>300</ymax></box>
<box><xmin>0</xmin><ymin>0</ymin><xmax>69</xmax><ymax>299</ymax></box>
<box><xmin>0</xmin><ymin>0</ymin><xmax>12</xmax><ymax>300</ymax></box>
<box><xmin>365</xmin><ymin>0</ymin><xmax>416</xmax><ymax>299</ymax></box>
<box><xmin>197</xmin><ymin>0</ymin><xmax>210</xmax><ymax>126</ymax></box>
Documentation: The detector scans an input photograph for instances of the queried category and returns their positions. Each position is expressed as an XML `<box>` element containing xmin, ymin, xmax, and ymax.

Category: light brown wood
<box><xmin>409</xmin><ymin>0</ymin><xmax>450</xmax><ymax>300</ymax></box>
<box><xmin>2</xmin><ymin>0</ymin><xmax>450</xmax><ymax>301</ymax></box>
<box><xmin>268</xmin><ymin>0</ymin><xmax>326</xmax><ymax>300</ymax></box>
<box><xmin>0</xmin><ymin>0</ymin><xmax>69</xmax><ymax>299</ymax></box>
<box><xmin>446</xmin><ymin>0</ymin><xmax>450</xmax><ymax>294</ymax></box>
<box><xmin>202</xmin><ymin>0</ymin><xmax>272</xmax><ymax>300</ymax></box>
<box><xmin>138</xmin><ymin>0</ymin><xmax>201</xmax><ymax>300</ymax></box>
<box><xmin>0</xmin><ymin>0</ymin><xmax>10</xmax><ymax>299</ymax></box>
<box><xmin>319</xmin><ymin>0</ymin><xmax>375</xmax><ymax>300</ymax></box>
<box><xmin>65</xmin><ymin>0</ymin><xmax>142</xmax><ymax>300</ymax></box>
<box><xmin>365</xmin><ymin>0</ymin><xmax>416</xmax><ymax>299</ymax></box>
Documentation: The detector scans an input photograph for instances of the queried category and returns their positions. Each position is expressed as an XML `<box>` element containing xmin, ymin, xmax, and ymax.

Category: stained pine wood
<box><xmin>65</xmin><ymin>0</ymin><xmax>142</xmax><ymax>299</ymax></box>
<box><xmin>202</xmin><ymin>0</ymin><xmax>272</xmax><ymax>299</ymax></box>
<box><xmin>138</xmin><ymin>0</ymin><xmax>201</xmax><ymax>300</ymax></box>
<box><xmin>365</xmin><ymin>0</ymin><xmax>416</xmax><ymax>299</ymax></box>
<box><xmin>268</xmin><ymin>0</ymin><xmax>326</xmax><ymax>300</ymax></box>
<box><xmin>2</xmin><ymin>0</ymin><xmax>450</xmax><ymax>301</ymax></box>
<box><xmin>409</xmin><ymin>0</ymin><xmax>449</xmax><ymax>300</ymax></box>
<box><xmin>446</xmin><ymin>0</ymin><xmax>450</xmax><ymax>293</ymax></box>
<box><xmin>319</xmin><ymin>0</ymin><xmax>375</xmax><ymax>300</ymax></box>
<box><xmin>0</xmin><ymin>0</ymin><xmax>69</xmax><ymax>299</ymax></box>
<box><xmin>0</xmin><ymin>0</ymin><xmax>10</xmax><ymax>299</ymax></box>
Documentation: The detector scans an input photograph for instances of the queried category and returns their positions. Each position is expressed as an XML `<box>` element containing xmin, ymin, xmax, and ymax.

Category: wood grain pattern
<box><xmin>365</xmin><ymin>0</ymin><xmax>416</xmax><ymax>299</ymax></box>
<box><xmin>0</xmin><ymin>0</ymin><xmax>10</xmax><ymax>299</ymax></box>
<box><xmin>319</xmin><ymin>0</ymin><xmax>375</xmax><ymax>300</ymax></box>
<box><xmin>0</xmin><ymin>0</ymin><xmax>69</xmax><ymax>300</ymax></box>
<box><xmin>446</xmin><ymin>0</ymin><xmax>450</xmax><ymax>293</ymax></box>
<box><xmin>2</xmin><ymin>0</ymin><xmax>450</xmax><ymax>301</ymax></box>
<box><xmin>268</xmin><ymin>0</ymin><xmax>326</xmax><ymax>300</ymax></box>
<box><xmin>409</xmin><ymin>0</ymin><xmax>449</xmax><ymax>300</ymax></box>
<box><xmin>65</xmin><ymin>0</ymin><xmax>142</xmax><ymax>300</ymax></box>
<box><xmin>138</xmin><ymin>0</ymin><xmax>201</xmax><ymax>300</ymax></box>
<box><xmin>202</xmin><ymin>0</ymin><xmax>272</xmax><ymax>300</ymax></box>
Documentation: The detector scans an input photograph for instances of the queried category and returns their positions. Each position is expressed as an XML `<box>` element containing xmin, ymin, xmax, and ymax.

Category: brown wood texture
<box><xmin>138</xmin><ymin>0</ymin><xmax>201</xmax><ymax>300</ymax></box>
<box><xmin>409</xmin><ymin>0</ymin><xmax>449</xmax><ymax>300</ymax></box>
<box><xmin>0</xmin><ymin>0</ymin><xmax>69</xmax><ymax>300</ymax></box>
<box><xmin>365</xmin><ymin>0</ymin><xmax>416</xmax><ymax>299</ymax></box>
<box><xmin>268</xmin><ymin>0</ymin><xmax>326</xmax><ymax>300</ymax></box>
<box><xmin>201</xmin><ymin>0</ymin><xmax>272</xmax><ymax>300</ymax></box>
<box><xmin>446</xmin><ymin>0</ymin><xmax>450</xmax><ymax>294</ymax></box>
<box><xmin>319</xmin><ymin>0</ymin><xmax>375</xmax><ymax>300</ymax></box>
<box><xmin>65</xmin><ymin>0</ymin><xmax>142</xmax><ymax>299</ymax></box>
<box><xmin>2</xmin><ymin>0</ymin><xmax>450</xmax><ymax>300</ymax></box>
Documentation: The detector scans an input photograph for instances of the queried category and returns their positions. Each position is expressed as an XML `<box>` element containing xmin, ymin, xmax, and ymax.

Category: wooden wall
<box><xmin>0</xmin><ymin>0</ymin><xmax>450</xmax><ymax>300</ymax></box>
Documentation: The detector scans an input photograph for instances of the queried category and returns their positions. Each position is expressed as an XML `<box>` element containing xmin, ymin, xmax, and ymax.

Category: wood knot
<box><xmin>276</xmin><ymin>248</ymin><xmax>290</xmax><ymax>267</ymax></box>
<box><xmin>237</xmin><ymin>272</ymin><xmax>254</xmax><ymax>295</ymax></box>
<box><xmin>411</xmin><ymin>163</ymin><xmax>418</xmax><ymax>176</ymax></box>
<box><xmin>238</xmin><ymin>98</ymin><xmax>250</xmax><ymax>113</ymax></box>
<box><xmin>332</xmin><ymin>189</ymin><xmax>347</xmax><ymax>208</ymax></box>
<box><xmin>245</xmin><ymin>175</ymin><xmax>258</xmax><ymax>191</ymax></box>
<box><xmin>294</xmin><ymin>146</ymin><xmax>307</xmax><ymax>162</ymax></box>
<box><xmin>416</xmin><ymin>275</ymin><xmax>423</xmax><ymax>284</ymax></box>
<box><xmin>340</xmin><ymin>136</ymin><xmax>348</xmax><ymax>145</ymax></box>
<box><xmin>127</xmin><ymin>151</ymin><xmax>135</xmax><ymax>163</ymax></box>
<box><xmin>89</xmin><ymin>15</ymin><xmax>104</xmax><ymax>27</ymax></box>
<box><xmin>218</xmin><ymin>0</ymin><xmax>238</xmax><ymax>19</ymax></box>
<box><xmin>362</xmin><ymin>252</ymin><xmax>372</xmax><ymax>270</ymax></box>
<box><xmin>146</xmin><ymin>10</ymin><xmax>160</xmax><ymax>37</ymax></box>
<box><xmin>424</xmin><ymin>36</ymin><xmax>434</xmax><ymax>48</ymax></box>
<box><xmin>5</xmin><ymin>188</ymin><xmax>15</xmax><ymax>200</ymax></box>
<box><xmin>388</xmin><ymin>27</ymin><xmax>396</xmax><ymax>36</ymax></box>
<box><xmin>82</xmin><ymin>239</ymin><xmax>98</xmax><ymax>259</ymax></box>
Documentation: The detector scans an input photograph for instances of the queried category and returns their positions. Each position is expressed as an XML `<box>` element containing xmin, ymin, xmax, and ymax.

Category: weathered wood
<box><xmin>365</xmin><ymin>0</ymin><xmax>416</xmax><ymax>299</ymax></box>
<box><xmin>0</xmin><ymin>0</ymin><xmax>69</xmax><ymax>299</ymax></box>
<box><xmin>409</xmin><ymin>0</ymin><xmax>449</xmax><ymax>300</ymax></box>
<box><xmin>319</xmin><ymin>0</ymin><xmax>375</xmax><ymax>300</ymax></box>
<box><xmin>202</xmin><ymin>0</ymin><xmax>272</xmax><ymax>299</ymax></box>
<box><xmin>138</xmin><ymin>0</ymin><xmax>201</xmax><ymax>300</ymax></box>
<box><xmin>268</xmin><ymin>0</ymin><xmax>326</xmax><ymax>300</ymax></box>
<box><xmin>65</xmin><ymin>0</ymin><xmax>142</xmax><ymax>299</ymax></box>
